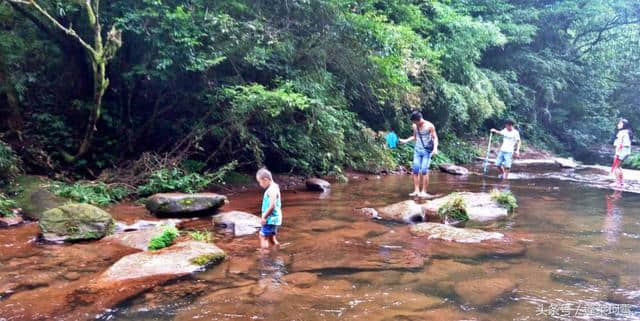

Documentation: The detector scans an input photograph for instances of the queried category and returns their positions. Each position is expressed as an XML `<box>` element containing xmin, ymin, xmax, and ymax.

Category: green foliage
<box><xmin>490</xmin><ymin>189</ymin><xmax>518</xmax><ymax>213</ymax></box>
<box><xmin>0</xmin><ymin>192</ymin><xmax>17</xmax><ymax>217</ymax></box>
<box><xmin>137</xmin><ymin>161</ymin><xmax>237</xmax><ymax>196</ymax></box>
<box><xmin>0</xmin><ymin>140</ymin><xmax>21</xmax><ymax>184</ymax></box>
<box><xmin>148</xmin><ymin>226</ymin><xmax>179</xmax><ymax>250</ymax></box>
<box><xmin>50</xmin><ymin>182</ymin><xmax>133</xmax><ymax>206</ymax></box>
<box><xmin>624</xmin><ymin>153</ymin><xmax>640</xmax><ymax>170</ymax></box>
<box><xmin>437</xmin><ymin>194</ymin><xmax>469</xmax><ymax>222</ymax></box>
<box><xmin>188</xmin><ymin>230</ymin><xmax>213</xmax><ymax>243</ymax></box>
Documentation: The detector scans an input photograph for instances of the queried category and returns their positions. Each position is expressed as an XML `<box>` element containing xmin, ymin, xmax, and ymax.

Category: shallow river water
<box><xmin>1</xmin><ymin>171</ymin><xmax>640</xmax><ymax>321</ymax></box>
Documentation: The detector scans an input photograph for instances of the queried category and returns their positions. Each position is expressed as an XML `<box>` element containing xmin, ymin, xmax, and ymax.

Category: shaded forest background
<box><xmin>1</xmin><ymin>0</ymin><xmax>640</xmax><ymax>180</ymax></box>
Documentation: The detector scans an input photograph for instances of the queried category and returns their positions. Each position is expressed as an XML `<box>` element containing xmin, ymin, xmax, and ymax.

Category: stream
<box><xmin>1</xmin><ymin>169</ymin><xmax>640</xmax><ymax>321</ymax></box>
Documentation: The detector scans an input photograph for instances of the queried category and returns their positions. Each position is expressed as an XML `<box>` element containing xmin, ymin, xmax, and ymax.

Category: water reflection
<box><xmin>604</xmin><ymin>191</ymin><xmax>623</xmax><ymax>245</ymax></box>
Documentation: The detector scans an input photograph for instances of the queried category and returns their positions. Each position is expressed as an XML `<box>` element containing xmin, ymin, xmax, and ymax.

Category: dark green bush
<box><xmin>0</xmin><ymin>140</ymin><xmax>21</xmax><ymax>185</ymax></box>
<box><xmin>624</xmin><ymin>153</ymin><xmax>640</xmax><ymax>170</ymax></box>
<box><xmin>148</xmin><ymin>226</ymin><xmax>179</xmax><ymax>250</ymax></box>
<box><xmin>50</xmin><ymin>182</ymin><xmax>133</xmax><ymax>206</ymax></box>
<box><xmin>137</xmin><ymin>161</ymin><xmax>237</xmax><ymax>196</ymax></box>
<box><xmin>0</xmin><ymin>193</ymin><xmax>17</xmax><ymax>217</ymax></box>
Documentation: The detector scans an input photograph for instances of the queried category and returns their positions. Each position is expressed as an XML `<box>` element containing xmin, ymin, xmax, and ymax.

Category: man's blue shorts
<box><xmin>260</xmin><ymin>224</ymin><xmax>278</xmax><ymax>236</ymax></box>
<box><xmin>412</xmin><ymin>149</ymin><xmax>432</xmax><ymax>175</ymax></box>
<box><xmin>496</xmin><ymin>151</ymin><xmax>513</xmax><ymax>169</ymax></box>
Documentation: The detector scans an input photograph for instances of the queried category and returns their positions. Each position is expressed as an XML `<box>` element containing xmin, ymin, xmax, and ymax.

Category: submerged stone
<box><xmin>410</xmin><ymin>223</ymin><xmax>504</xmax><ymax>243</ymax></box>
<box><xmin>39</xmin><ymin>203</ymin><xmax>115</xmax><ymax>242</ymax></box>
<box><xmin>145</xmin><ymin>193</ymin><xmax>228</xmax><ymax>216</ymax></box>
<box><xmin>367</xmin><ymin>200</ymin><xmax>426</xmax><ymax>224</ymax></box>
<box><xmin>212</xmin><ymin>211</ymin><xmax>262</xmax><ymax>236</ymax></box>
<box><xmin>453</xmin><ymin>277</ymin><xmax>517</xmax><ymax>306</ymax></box>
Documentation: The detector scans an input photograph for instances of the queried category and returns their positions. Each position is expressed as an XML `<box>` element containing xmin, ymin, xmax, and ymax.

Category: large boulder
<box><xmin>410</xmin><ymin>223</ymin><xmax>504</xmax><ymax>243</ymax></box>
<box><xmin>422</xmin><ymin>192</ymin><xmax>510</xmax><ymax>225</ymax></box>
<box><xmin>145</xmin><ymin>193</ymin><xmax>228</xmax><ymax>216</ymax></box>
<box><xmin>305</xmin><ymin>178</ymin><xmax>330</xmax><ymax>192</ymax></box>
<box><xmin>369</xmin><ymin>200</ymin><xmax>426</xmax><ymax>224</ymax></box>
<box><xmin>12</xmin><ymin>175</ymin><xmax>66</xmax><ymax>220</ymax></box>
<box><xmin>39</xmin><ymin>203</ymin><xmax>115</xmax><ymax>242</ymax></box>
<box><xmin>213</xmin><ymin>211</ymin><xmax>262</xmax><ymax>236</ymax></box>
<box><xmin>453</xmin><ymin>277</ymin><xmax>517</xmax><ymax>306</ymax></box>
<box><xmin>100</xmin><ymin>241</ymin><xmax>226</xmax><ymax>282</ymax></box>
<box><xmin>439</xmin><ymin>163</ymin><xmax>469</xmax><ymax>175</ymax></box>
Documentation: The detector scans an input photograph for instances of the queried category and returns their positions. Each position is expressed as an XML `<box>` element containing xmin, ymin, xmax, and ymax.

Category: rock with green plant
<box><xmin>106</xmin><ymin>222</ymin><xmax>179</xmax><ymax>250</ymax></box>
<box><xmin>212</xmin><ymin>211</ymin><xmax>261</xmax><ymax>236</ymax></box>
<box><xmin>423</xmin><ymin>192</ymin><xmax>515</xmax><ymax>226</ymax></box>
<box><xmin>145</xmin><ymin>193</ymin><xmax>228</xmax><ymax>216</ymax></box>
<box><xmin>39</xmin><ymin>203</ymin><xmax>115</xmax><ymax>242</ymax></box>
<box><xmin>490</xmin><ymin>189</ymin><xmax>518</xmax><ymax>213</ymax></box>
<box><xmin>0</xmin><ymin>193</ymin><xmax>23</xmax><ymax>227</ymax></box>
<box><xmin>11</xmin><ymin>175</ymin><xmax>66</xmax><ymax>220</ymax></box>
<box><xmin>100</xmin><ymin>241</ymin><xmax>226</xmax><ymax>281</ymax></box>
<box><xmin>436</xmin><ymin>194</ymin><xmax>469</xmax><ymax>223</ymax></box>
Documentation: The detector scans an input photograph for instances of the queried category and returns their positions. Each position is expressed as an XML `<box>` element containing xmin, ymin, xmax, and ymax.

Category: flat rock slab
<box><xmin>0</xmin><ymin>214</ymin><xmax>24</xmax><ymax>228</ymax></box>
<box><xmin>439</xmin><ymin>163</ymin><xmax>469</xmax><ymax>175</ymax></box>
<box><xmin>554</xmin><ymin>157</ymin><xmax>578</xmax><ymax>168</ymax></box>
<box><xmin>454</xmin><ymin>277</ymin><xmax>517</xmax><ymax>306</ymax></box>
<box><xmin>422</xmin><ymin>192</ymin><xmax>509</xmax><ymax>225</ymax></box>
<box><xmin>290</xmin><ymin>238</ymin><xmax>424</xmax><ymax>272</ymax></box>
<box><xmin>305</xmin><ymin>178</ymin><xmax>331</xmax><ymax>191</ymax></box>
<box><xmin>410</xmin><ymin>223</ymin><xmax>504</xmax><ymax>243</ymax></box>
<box><xmin>146</xmin><ymin>193</ymin><xmax>228</xmax><ymax>216</ymax></box>
<box><xmin>371</xmin><ymin>200</ymin><xmax>426</xmax><ymax>224</ymax></box>
<box><xmin>39</xmin><ymin>203</ymin><xmax>115</xmax><ymax>242</ymax></box>
<box><xmin>105</xmin><ymin>222</ymin><xmax>178</xmax><ymax>250</ymax></box>
<box><xmin>213</xmin><ymin>211</ymin><xmax>262</xmax><ymax>236</ymax></box>
<box><xmin>101</xmin><ymin>241</ymin><xmax>226</xmax><ymax>282</ymax></box>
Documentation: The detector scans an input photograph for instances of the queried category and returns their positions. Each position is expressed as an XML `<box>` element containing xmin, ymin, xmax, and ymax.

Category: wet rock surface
<box><xmin>105</xmin><ymin>221</ymin><xmax>179</xmax><ymax>250</ymax></box>
<box><xmin>439</xmin><ymin>163</ymin><xmax>470</xmax><ymax>175</ymax></box>
<box><xmin>0</xmin><ymin>214</ymin><xmax>24</xmax><ymax>227</ymax></box>
<box><xmin>453</xmin><ymin>277</ymin><xmax>517</xmax><ymax>306</ymax></box>
<box><xmin>39</xmin><ymin>203</ymin><xmax>115</xmax><ymax>242</ymax></box>
<box><xmin>364</xmin><ymin>200</ymin><xmax>426</xmax><ymax>224</ymax></box>
<box><xmin>410</xmin><ymin>223</ymin><xmax>504</xmax><ymax>243</ymax></box>
<box><xmin>422</xmin><ymin>192</ymin><xmax>510</xmax><ymax>225</ymax></box>
<box><xmin>145</xmin><ymin>193</ymin><xmax>228</xmax><ymax>216</ymax></box>
<box><xmin>305</xmin><ymin>178</ymin><xmax>331</xmax><ymax>191</ymax></box>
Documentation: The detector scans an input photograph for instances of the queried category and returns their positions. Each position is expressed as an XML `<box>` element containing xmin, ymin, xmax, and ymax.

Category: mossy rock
<box><xmin>12</xmin><ymin>175</ymin><xmax>66</xmax><ymax>220</ymax></box>
<box><xmin>145</xmin><ymin>193</ymin><xmax>228</xmax><ymax>216</ymax></box>
<box><xmin>39</xmin><ymin>203</ymin><xmax>115</xmax><ymax>242</ymax></box>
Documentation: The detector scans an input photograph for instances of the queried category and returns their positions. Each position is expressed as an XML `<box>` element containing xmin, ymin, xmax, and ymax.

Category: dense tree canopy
<box><xmin>1</xmin><ymin>0</ymin><xmax>639</xmax><ymax>177</ymax></box>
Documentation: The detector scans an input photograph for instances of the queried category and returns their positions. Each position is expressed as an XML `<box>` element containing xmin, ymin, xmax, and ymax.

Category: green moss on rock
<box><xmin>190</xmin><ymin>252</ymin><xmax>226</xmax><ymax>266</ymax></box>
<box><xmin>39</xmin><ymin>203</ymin><xmax>115</xmax><ymax>242</ymax></box>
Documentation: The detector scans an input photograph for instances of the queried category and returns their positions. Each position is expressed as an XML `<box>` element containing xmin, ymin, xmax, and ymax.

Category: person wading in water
<box><xmin>399</xmin><ymin>111</ymin><xmax>439</xmax><ymax>198</ymax></box>
<box><xmin>611</xmin><ymin>118</ymin><xmax>633</xmax><ymax>188</ymax></box>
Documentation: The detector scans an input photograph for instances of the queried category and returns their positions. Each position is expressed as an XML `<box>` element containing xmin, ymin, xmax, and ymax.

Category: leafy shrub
<box><xmin>624</xmin><ymin>153</ymin><xmax>640</xmax><ymax>170</ymax></box>
<box><xmin>490</xmin><ymin>189</ymin><xmax>518</xmax><ymax>212</ymax></box>
<box><xmin>0</xmin><ymin>140</ymin><xmax>21</xmax><ymax>185</ymax></box>
<box><xmin>437</xmin><ymin>194</ymin><xmax>469</xmax><ymax>222</ymax></box>
<box><xmin>189</xmin><ymin>230</ymin><xmax>213</xmax><ymax>243</ymax></box>
<box><xmin>50</xmin><ymin>182</ymin><xmax>133</xmax><ymax>206</ymax></box>
<box><xmin>0</xmin><ymin>193</ymin><xmax>17</xmax><ymax>217</ymax></box>
<box><xmin>148</xmin><ymin>226</ymin><xmax>180</xmax><ymax>250</ymax></box>
<box><xmin>137</xmin><ymin>161</ymin><xmax>237</xmax><ymax>196</ymax></box>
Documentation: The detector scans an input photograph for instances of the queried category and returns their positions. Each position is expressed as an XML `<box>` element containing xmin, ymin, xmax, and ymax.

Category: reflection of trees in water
<box><xmin>604</xmin><ymin>191</ymin><xmax>623</xmax><ymax>245</ymax></box>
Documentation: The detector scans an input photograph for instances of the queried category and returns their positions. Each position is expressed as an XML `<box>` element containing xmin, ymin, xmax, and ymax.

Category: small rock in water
<box><xmin>371</xmin><ymin>200</ymin><xmax>426</xmax><ymax>224</ymax></box>
<box><xmin>145</xmin><ymin>193</ymin><xmax>228</xmax><ymax>216</ymax></box>
<box><xmin>212</xmin><ymin>211</ymin><xmax>261</xmax><ymax>237</ymax></box>
<box><xmin>439</xmin><ymin>163</ymin><xmax>470</xmax><ymax>175</ymax></box>
<box><xmin>0</xmin><ymin>214</ymin><xmax>24</xmax><ymax>228</ymax></box>
<box><xmin>305</xmin><ymin>178</ymin><xmax>331</xmax><ymax>192</ymax></box>
<box><xmin>62</xmin><ymin>272</ymin><xmax>81</xmax><ymax>281</ymax></box>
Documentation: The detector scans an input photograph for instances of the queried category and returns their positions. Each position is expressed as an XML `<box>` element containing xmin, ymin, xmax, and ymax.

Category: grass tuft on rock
<box><xmin>191</xmin><ymin>252</ymin><xmax>226</xmax><ymax>266</ymax></box>
<box><xmin>0</xmin><ymin>193</ymin><xmax>17</xmax><ymax>217</ymax></box>
<box><xmin>437</xmin><ymin>193</ymin><xmax>469</xmax><ymax>222</ymax></box>
<box><xmin>148</xmin><ymin>226</ymin><xmax>179</xmax><ymax>250</ymax></box>
<box><xmin>189</xmin><ymin>230</ymin><xmax>213</xmax><ymax>243</ymax></box>
<box><xmin>490</xmin><ymin>189</ymin><xmax>518</xmax><ymax>212</ymax></box>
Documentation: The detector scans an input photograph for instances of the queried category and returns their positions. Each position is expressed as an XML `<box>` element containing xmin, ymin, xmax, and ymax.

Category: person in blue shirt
<box><xmin>256</xmin><ymin>168</ymin><xmax>283</xmax><ymax>249</ymax></box>
<box><xmin>386</xmin><ymin>131</ymin><xmax>398</xmax><ymax>149</ymax></box>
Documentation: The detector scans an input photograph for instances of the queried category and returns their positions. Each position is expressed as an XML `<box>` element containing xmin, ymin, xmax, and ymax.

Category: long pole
<box><xmin>483</xmin><ymin>132</ymin><xmax>493</xmax><ymax>174</ymax></box>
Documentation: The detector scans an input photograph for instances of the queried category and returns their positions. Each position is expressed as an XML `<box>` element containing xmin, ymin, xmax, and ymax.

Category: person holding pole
<box><xmin>490</xmin><ymin>119</ymin><xmax>521</xmax><ymax>180</ymax></box>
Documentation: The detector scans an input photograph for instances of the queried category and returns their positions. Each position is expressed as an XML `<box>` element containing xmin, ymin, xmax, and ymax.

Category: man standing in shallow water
<box><xmin>399</xmin><ymin>111</ymin><xmax>439</xmax><ymax>198</ymax></box>
<box><xmin>491</xmin><ymin>119</ymin><xmax>521</xmax><ymax>180</ymax></box>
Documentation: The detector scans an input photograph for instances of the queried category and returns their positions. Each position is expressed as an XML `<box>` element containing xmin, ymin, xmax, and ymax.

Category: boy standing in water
<box><xmin>256</xmin><ymin>168</ymin><xmax>283</xmax><ymax>249</ymax></box>
<box><xmin>491</xmin><ymin>119</ymin><xmax>521</xmax><ymax>179</ymax></box>
<box><xmin>611</xmin><ymin>118</ymin><xmax>633</xmax><ymax>188</ymax></box>
<box><xmin>399</xmin><ymin>111</ymin><xmax>439</xmax><ymax>197</ymax></box>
